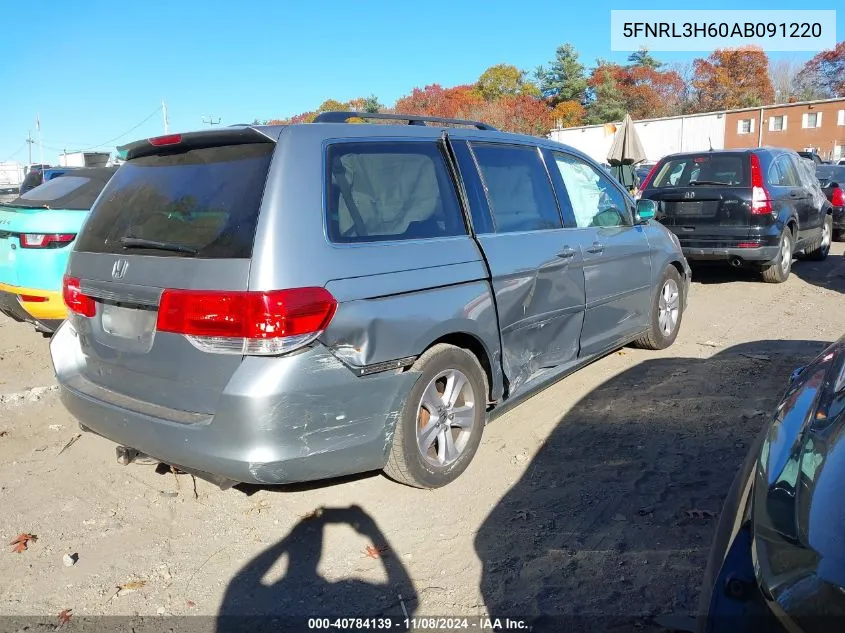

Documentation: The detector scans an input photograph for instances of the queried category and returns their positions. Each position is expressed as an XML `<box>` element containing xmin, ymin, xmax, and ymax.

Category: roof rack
<box><xmin>312</xmin><ymin>111</ymin><xmax>497</xmax><ymax>131</ymax></box>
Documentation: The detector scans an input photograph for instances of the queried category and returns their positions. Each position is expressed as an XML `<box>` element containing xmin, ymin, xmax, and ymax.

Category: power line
<box><xmin>2</xmin><ymin>142</ymin><xmax>27</xmax><ymax>163</ymax></box>
<box><xmin>47</xmin><ymin>106</ymin><xmax>164</xmax><ymax>153</ymax></box>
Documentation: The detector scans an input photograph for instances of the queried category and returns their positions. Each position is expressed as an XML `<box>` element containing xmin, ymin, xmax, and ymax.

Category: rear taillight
<box><xmin>148</xmin><ymin>134</ymin><xmax>182</xmax><ymax>146</ymax></box>
<box><xmin>639</xmin><ymin>163</ymin><xmax>660</xmax><ymax>190</ymax></box>
<box><xmin>156</xmin><ymin>287</ymin><xmax>337</xmax><ymax>356</ymax></box>
<box><xmin>19</xmin><ymin>233</ymin><xmax>75</xmax><ymax>248</ymax></box>
<box><xmin>749</xmin><ymin>154</ymin><xmax>773</xmax><ymax>215</ymax></box>
<box><xmin>62</xmin><ymin>275</ymin><xmax>96</xmax><ymax>317</ymax></box>
<box><xmin>832</xmin><ymin>186</ymin><xmax>845</xmax><ymax>207</ymax></box>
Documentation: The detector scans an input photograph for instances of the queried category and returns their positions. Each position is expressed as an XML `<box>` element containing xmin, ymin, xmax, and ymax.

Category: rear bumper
<box><xmin>681</xmin><ymin>245</ymin><xmax>779</xmax><ymax>263</ymax></box>
<box><xmin>50</xmin><ymin>321</ymin><xmax>418</xmax><ymax>485</ymax></box>
<box><xmin>0</xmin><ymin>287</ymin><xmax>62</xmax><ymax>332</ymax></box>
<box><xmin>0</xmin><ymin>282</ymin><xmax>66</xmax><ymax>321</ymax></box>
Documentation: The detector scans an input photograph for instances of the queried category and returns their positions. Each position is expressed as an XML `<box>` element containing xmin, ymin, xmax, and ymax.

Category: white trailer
<box><xmin>550</xmin><ymin>112</ymin><xmax>728</xmax><ymax>164</ymax></box>
<box><xmin>58</xmin><ymin>151</ymin><xmax>111</xmax><ymax>168</ymax></box>
<box><xmin>0</xmin><ymin>161</ymin><xmax>24</xmax><ymax>192</ymax></box>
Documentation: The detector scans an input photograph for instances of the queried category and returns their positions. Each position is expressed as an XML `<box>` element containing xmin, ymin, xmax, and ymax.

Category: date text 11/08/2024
<box><xmin>307</xmin><ymin>617</ymin><xmax>530</xmax><ymax>631</ymax></box>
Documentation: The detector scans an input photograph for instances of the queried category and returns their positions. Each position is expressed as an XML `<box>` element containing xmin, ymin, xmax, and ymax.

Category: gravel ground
<box><xmin>0</xmin><ymin>244</ymin><xmax>843</xmax><ymax>632</ymax></box>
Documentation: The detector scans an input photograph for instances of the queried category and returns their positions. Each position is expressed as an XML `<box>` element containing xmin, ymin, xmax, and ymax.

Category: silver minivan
<box><xmin>51</xmin><ymin>112</ymin><xmax>690</xmax><ymax>489</ymax></box>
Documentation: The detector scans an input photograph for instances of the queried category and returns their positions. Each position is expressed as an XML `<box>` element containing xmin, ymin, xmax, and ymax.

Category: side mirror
<box><xmin>635</xmin><ymin>199</ymin><xmax>657</xmax><ymax>224</ymax></box>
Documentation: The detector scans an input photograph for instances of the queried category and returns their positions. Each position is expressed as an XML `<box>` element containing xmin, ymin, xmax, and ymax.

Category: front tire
<box><xmin>761</xmin><ymin>229</ymin><xmax>793</xmax><ymax>283</ymax></box>
<box><xmin>384</xmin><ymin>344</ymin><xmax>487</xmax><ymax>489</ymax></box>
<box><xmin>805</xmin><ymin>215</ymin><xmax>832</xmax><ymax>261</ymax></box>
<box><xmin>632</xmin><ymin>266</ymin><xmax>684</xmax><ymax>351</ymax></box>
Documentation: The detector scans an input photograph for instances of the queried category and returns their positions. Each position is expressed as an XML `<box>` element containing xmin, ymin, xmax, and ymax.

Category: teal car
<box><xmin>0</xmin><ymin>167</ymin><xmax>117</xmax><ymax>332</ymax></box>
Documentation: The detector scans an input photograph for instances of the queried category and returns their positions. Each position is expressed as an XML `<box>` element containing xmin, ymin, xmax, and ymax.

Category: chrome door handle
<box><xmin>586</xmin><ymin>242</ymin><xmax>604</xmax><ymax>254</ymax></box>
<box><xmin>557</xmin><ymin>246</ymin><xmax>577</xmax><ymax>259</ymax></box>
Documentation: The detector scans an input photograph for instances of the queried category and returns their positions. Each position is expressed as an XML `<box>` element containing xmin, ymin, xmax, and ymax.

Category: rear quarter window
<box><xmin>20</xmin><ymin>176</ymin><xmax>90</xmax><ymax>202</ymax></box>
<box><xmin>75</xmin><ymin>143</ymin><xmax>273</xmax><ymax>258</ymax></box>
<box><xmin>326</xmin><ymin>141</ymin><xmax>466</xmax><ymax>243</ymax></box>
<box><xmin>651</xmin><ymin>154</ymin><xmax>748</xmax><ymax>188</ymax></box>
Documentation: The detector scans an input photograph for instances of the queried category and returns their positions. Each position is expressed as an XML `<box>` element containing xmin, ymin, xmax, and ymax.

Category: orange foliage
<box><xmin>692</xmin><ymin>46</ymin><xmax>774</xmax><ymax>111</ymax></box>
<box><xmin>550</xmin><ymin>100</ymin><xmax>586</xmax><ymax>128</ymax></box>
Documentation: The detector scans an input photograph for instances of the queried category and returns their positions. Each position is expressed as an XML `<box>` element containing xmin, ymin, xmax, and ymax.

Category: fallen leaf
<box><xmin>699</xmin><ymin>340</ymin><xmax>722</xmax><ymax>348</ymax></box>
<box><xmin>364</xmin><ymin>545</ymin><xmax>388</xmax><ymax>559</ymax></box>
<box><xmin>186</xmin><ymin>600</ymin><xmax>196</xmax><ymax>608</ymax></box>
<box><xmin>116</xmin><ymin>579</ymin><xmax>147</xmax><ymax>596</ymax></box>
<box><xmin>57</xmin><ymin>609</ymin><xmax>72</xmax><ymax>627</ymax></box>
<box><xmin>9</xmin><ymin>533</ymin><xmax>37</xmax><ymax>553</ymax></box>
<box><xmin>685</xmin><ymin>509</ymin><xmax>717</xmax><ymax>519</ymax></box>
<box><xmin>0</xmin><ymin>430</ymin><xmax>8</xmax><ymax>437</ymax></box>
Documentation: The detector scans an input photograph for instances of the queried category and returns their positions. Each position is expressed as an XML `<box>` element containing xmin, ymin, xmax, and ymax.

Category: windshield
<box><xmin>650</xmin><ymin>154</ymin><xmax>748</xmax><ymax>188</ymax></box>
<box><xmin>816</xmin><ymin>165</ymin><xmax>845</xmax><ymax>186</ymax></box>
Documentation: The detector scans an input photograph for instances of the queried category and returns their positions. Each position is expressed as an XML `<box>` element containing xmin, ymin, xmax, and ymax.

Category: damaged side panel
<box><xmin>321</xmin><ymin>276</ymin><xmax>504</xmax><ymax>401</ymax></box>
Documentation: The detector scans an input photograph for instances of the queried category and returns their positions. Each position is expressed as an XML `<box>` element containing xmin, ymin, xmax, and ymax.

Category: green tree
<box><xmin>535</xmin><ymin>44</ymin><xmax>587</xmax><ymax>105</ymax></box>
<box><xmin>476</xmin><ymin>64</ymin><xmax>539</xmax><ymax>101</ymax></box>
<box><xmin>586</xmin><ymin>65</ymin><xmax>627</xmax><ymax>124</ymax></box>
<box><xmin>627</xmin><ymin>46</ymin><xmax>663</xmax><ymax>69</ymax></box>
<box><xmin>362</xmin><ymin>94</ymin><xmax>383</xmax><ymax>113</ymax></box>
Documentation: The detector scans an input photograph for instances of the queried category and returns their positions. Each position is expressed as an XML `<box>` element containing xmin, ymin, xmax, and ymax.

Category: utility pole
<box><xmin>202</xmin><ymin>115</ymin><xmax>221</xmax><ymax>127</ymax></box>
<box><xmin>26</xmin><ymin>131</ymin><xmax>34</xmax><ymax>166</ymax></box>
<box><xmin>162</xmin><ymin>99</ymin><xmax>169</xmax><ymax>134</ymax></box>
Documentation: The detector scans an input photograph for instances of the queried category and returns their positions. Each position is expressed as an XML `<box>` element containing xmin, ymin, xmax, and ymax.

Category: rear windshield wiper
<box><xmin>0</xmin><ymin>201</ymin><xmax>49</xmax><ymax>209</ymax></box>
<box><xmin>690</xmin><ymin>180</ymin><xmax>732</xmax><ymax>186</ymax></box>
<box><xmin>120</xmin><ymin>237</ymin><xmax>198</xmax><ymax>255</ymax></box>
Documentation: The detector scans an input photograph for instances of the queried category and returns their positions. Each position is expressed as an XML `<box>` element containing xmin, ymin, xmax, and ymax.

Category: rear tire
<box><xmin>384</xmin><ymin>344</ymin><xmax>487</xmax><ymax>489</ymax></box>
<box><xmin>632</xmin><ymin>266</ymin><xmax>684</xmax><ymax>351</ymax></box>
<box><xmin>805</xmin><ymin>215</ymin><xmax>832</xmax><ymax>261</ymax></box>
<box><xmin>761</xmin><ymin>229</ymin><xmax>793</xmax><ymax>283</ymax></box>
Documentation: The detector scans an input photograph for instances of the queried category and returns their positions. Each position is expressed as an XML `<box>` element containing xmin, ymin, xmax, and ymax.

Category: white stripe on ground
<box><xmin>0</xmin><ymin>385</ymin><xmax>59</xmax><ymax>406</ymax></box>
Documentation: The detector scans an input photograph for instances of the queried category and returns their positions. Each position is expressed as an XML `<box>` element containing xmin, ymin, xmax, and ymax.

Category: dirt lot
<box><xmin>1</xmin><ymin>246</ymin><xmax>844</xmax><ymax>632</ymax></box>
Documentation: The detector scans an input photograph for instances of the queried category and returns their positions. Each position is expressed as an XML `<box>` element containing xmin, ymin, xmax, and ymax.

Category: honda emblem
<box><xmin>111</xmin><ymin>259</ymin><xmax>129</xmax><ymax>280</ymax></box>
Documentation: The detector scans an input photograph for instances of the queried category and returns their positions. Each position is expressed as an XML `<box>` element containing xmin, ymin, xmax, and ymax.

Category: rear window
<box><xmin>21</xmin><ymin>176</ymin><xmax>90</xmax><ymax>202</ymax></box>
<box><xmin>650</xmin><ymin>154</ymin><xmax>749</xmax><ymax>188</ymax></box>
<box><xmin>816</xmin><ymin>165</ymin><xmax>845</xmax><ymax>186</ymax></box>
<box><xmin>326</xmin><ymin>141</ymin><xmax>466</xmax><ymax>243</ymax></box>
<box><xmin>75</xmin><ymin>143</ymin><xmax>273</xmax><ymax>258</ymax></box>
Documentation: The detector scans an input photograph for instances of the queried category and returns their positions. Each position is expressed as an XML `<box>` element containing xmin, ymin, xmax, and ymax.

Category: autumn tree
<box><xmin>691</xmin><ymin>46</ymin><xmax>775</xmax><ymax>112</ymax></box>
<box><xmin>550</xmin><ymin>101</ymin><xmax>586</xmax><ymax>128</ymax></box>
<box><xmin>394</xmin><ymin>84</ymin><xmax>483</xmax><ymax>119</ymax></box>
<box><xmin>476</xmin><ymin>64</ymin><xmax>539</xmax><ymax>100</ymax></box>
<box><xmin>535</xmin><ymin>44</ymin><xmax>587</xmax><ymax>105</ymax></box>
<box><xmin>474</xmin><ymin>94</ymin><xmax>555</xmax><ymax>136</ymax></box>
<box><xmin>795</xmin><ymin>42</ymin><xmax>845</xmax><ymax>98</ymax></box>
<box><xmin>316</xmin><ymin>99</ymin><xmax>347</xmax><ymax>113</ymax></box>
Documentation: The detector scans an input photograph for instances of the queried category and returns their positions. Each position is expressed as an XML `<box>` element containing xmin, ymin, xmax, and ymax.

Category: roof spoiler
<box><xmin>117</xmin><ymin>127</ymin><xmax>275</xmax><ymax>161</ymax></box>
<box><xmin>312</xmin><ymin>111</ymin><xmax>497</xmax><ymax>131</ymax></box>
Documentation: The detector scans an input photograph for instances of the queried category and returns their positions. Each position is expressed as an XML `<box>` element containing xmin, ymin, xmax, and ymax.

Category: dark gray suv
<box><xmin>51</xmin><ymin>112</ymin><xmax>690</xmax><ymax>489</ymax></box>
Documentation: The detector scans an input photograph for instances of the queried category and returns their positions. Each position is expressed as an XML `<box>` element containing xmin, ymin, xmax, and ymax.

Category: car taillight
<box><xmin>639</xmin><ymin>163</ymin><xmax>660</xmax><ymax>191</ymax></box>
<box><xmin>19</xmin><ymin>233</ymin><xmax>75</xmax><ymax>248</ymax></box>
<box><xmin>832</xmin><ymin>186</ymin><xmax>845</xmax><ymax>207</ymax></box>
<box><xmin>750</xmin><ymin>154</ymin><xmax>773</xmax><ymax>215</ymax></box>
<box><xmin>156</xmin><ymin>287</ymin><xmax>337</xmax><ymax>356</ymax></box>
<box><xmin>148</xmin><ymin>134</ymin><xmax>182</xmax><ymax>146</ymax></box>
<box><xmin>62</xmin><ymin>275</ymin><xmax>96</xmax><ymax>317</ymax></box>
